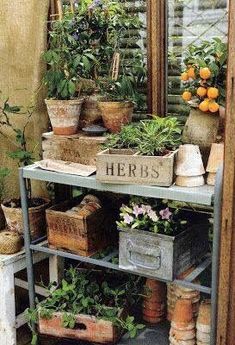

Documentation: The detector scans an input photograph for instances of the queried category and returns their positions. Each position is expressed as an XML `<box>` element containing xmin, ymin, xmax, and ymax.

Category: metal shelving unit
<box><xmin>19</xmin><ymin>164</ymin><xmax>223</xmax><ymax>345</ymax></box>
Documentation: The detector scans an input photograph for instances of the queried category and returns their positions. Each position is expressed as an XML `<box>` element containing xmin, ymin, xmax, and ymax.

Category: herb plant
<box><xmin>117</xmin><ymin>197</ymin><xmax>187</xmax><ymax>236</ymax></box>
<box><xmin>104</xmin><ymin>116</ymin><xmax>182</xmax><ymax>156</ymax></box>
<box><xmin>181</xmin><ymin>38</ymin><xmax>227</xmax><ymax>111</ymax></box>
<box><xmin>26</xmin><ymin>268</ymin><xmax>145</xmax><ymax>344</ymax></box>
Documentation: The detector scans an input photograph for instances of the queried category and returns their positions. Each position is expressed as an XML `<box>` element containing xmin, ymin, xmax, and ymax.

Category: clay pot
<box><xmin>45</xmin><ymin>99</ymin><xmax>84</xmax><ymax>135</ymax></box>
<box><xmin>206</xmin><ymin>143</ymin><xmax>224</xmax><ymax>186</ymax></box>
<box><xmin>175</xmin><ymin>145</ymin><xmax>205</xmax><ymax>187</ymax></box>
<box><xmin>197</xmin><ymin>300</ymin><xmax>211</xmax><ymax>325</ymax></box>
<box><xmin>98</xmin><ymin>101</ymin><xmax>134</xmax><ymax>133</ymax></box>
<box><xmin>79</xmin><ymin>93</ymin><xmax>103</xmax><ymax>128</ymax></box>
<box><xmin>0</xmin><ymin>231</ymin><xmax>23</xmax><ymax>254</ymax></box>
<box><xmin>170</xmin><ymin>327</ymin><xmax>195</xmax><ymax>341</ymax></box>
<box><xmin>1</xmin><ymin>198</ymin><xmax>50</xmax><ymax>240</ymax></box>
<box><xmin>143</xmin><ymin>279</ymin><xmax>166</xmax><ymax>324</ymax></box>
<box><xmin>172</xmin><ymin>299</ymin><xmax>193</xmax><ymax>326</ymax></box>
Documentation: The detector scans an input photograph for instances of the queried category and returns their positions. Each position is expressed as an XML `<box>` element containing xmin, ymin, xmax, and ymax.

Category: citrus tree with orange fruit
<box><xmin>181</xmin><ymin>38</ymin><xmax>227</xmax><ymax>114</ymax></box>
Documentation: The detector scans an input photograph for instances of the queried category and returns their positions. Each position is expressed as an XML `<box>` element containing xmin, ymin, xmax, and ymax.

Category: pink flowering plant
<box><xmin>117</xmin><ymin>198</ymin><xmax>187</xmax><ymax>235</ymax></box>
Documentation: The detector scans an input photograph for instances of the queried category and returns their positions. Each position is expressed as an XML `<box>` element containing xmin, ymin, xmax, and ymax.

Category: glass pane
<box><xmin>167</xmin><ymin>0</ymin><xmax>228</xmax><ymax>122</ymax></box>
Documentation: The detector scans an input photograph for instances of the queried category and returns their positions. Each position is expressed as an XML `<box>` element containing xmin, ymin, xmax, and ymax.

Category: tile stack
<box><xmin>169</xmin><ymin>299</ymin><xmax>196</xmax><ymax>345</ymax></box>
<box><xmin>142</xmin><ymin>279</ymin><xmax>166</xmax><ymax>324</ymax></box>
<box><xmin>196</xmin><ymin>300</ymin><xmax>211</xmax><ymax>345</ymax></box>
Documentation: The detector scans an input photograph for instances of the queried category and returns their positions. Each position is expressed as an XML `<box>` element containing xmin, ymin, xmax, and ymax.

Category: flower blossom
<box><xmin>141</xmin><ymin>204</ymin><xmax>152</xmax><ymax>215</ymax></box>
<box><xmin>133</xmin><ymin>204</ymin><xmax>144</xmax><ymax>217</ymax></box>
<box><xmin>159</xmin><ymin>207</ymin><xmax>172</xmax><ymax>220</ymax></box>
<box><xmin>123</xmin><ymin>214</ymin><xmax>134</xmax><ymax>225</ymax></box>
<box><xmin>148</xmin><ymin>210</ymin><xmax>159</xmax><ymax>222</ymax></box>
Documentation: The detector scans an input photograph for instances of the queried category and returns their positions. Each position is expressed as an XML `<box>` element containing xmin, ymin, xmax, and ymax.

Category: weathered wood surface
<box><xmin>216</xmin><ymin>1</ymin><xmax>235</xmax><ymax>344</ymax></box>
<box><xmin>96</xmin><ymin>149</ymin><xmax>177</xmax><ymax>186</ymax></box>
<box><xmin>147</xmin><ymin>0</ymin><xmax>167</xmax><ymax>115</ymax></box>
<box><xmin>42</xmin><ymin>132</ymin><xmax>106</xmax><ymax>166</ymax></box>
<box><xmin>39</xmin><ymin>312</ymin><xmax>121</xmax><ymax>344</ymax></box>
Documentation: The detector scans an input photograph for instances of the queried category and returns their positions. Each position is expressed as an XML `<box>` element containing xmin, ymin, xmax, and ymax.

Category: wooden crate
<box><xmin>46</xmin><ymin>197</ymin><xmax>110</xmax><ymax>256</ymax></box>
<box><xmin>38</xmin><ymin>312</ymin><xmax>122</xmax><ymax>344</ymax></box>
<box><xmin>119</xmin><ymin>221</ymin><xmax>209</xmax><ymax>281</ymax></box>
<box><xmin>42</xmin><ymin>131</ymin><xmax>106</xmax><ymax>166</ymax></box>
<box><xmin>96</xmin><ymin>149</ymin><xmax>177</xmax><ymax>186</ymax></box>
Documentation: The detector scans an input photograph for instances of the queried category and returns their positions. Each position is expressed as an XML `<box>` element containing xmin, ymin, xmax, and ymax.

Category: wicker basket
<box><xmin>46</xmin><ymin>197</ymin><xmax>111</xmax><ymax>256</ymax></box>
<box><xmin>0</xmin><ymin>231</ymin><xmax>23</xmax><ymax>254</ymax></box>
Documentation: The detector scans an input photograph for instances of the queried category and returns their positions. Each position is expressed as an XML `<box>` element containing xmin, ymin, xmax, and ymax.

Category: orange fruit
<box><xmin>187</xmin><ymin>67</ymin><xmax>196</xmax><ymax>79</ymax></box>
<box><xmin>199</xmin><ymin>67</ymin><xmax>211</xmax><ymax>80</ymax></box>
<box><xmin>182</xmin><ymin>91</ymin><xmax>192</xmax><ymax>102</ymax></box>
<box><xmin>199</xmin><ymin>100</ymin><xmax>209</xmax><ymax>112</ymax></box>
<box><xmin>181</xmin><ymin>72</ymin><xmax>189</xmax><ymax>81</ymax></box>
<box><xmin>207</xmin><ymin>87</ymin><xmax>219</xmax><ymax>99</ymax></box>
<box><xmin>197</xmin><ymin>87</ymin><xmax>207</xmax><ymax>97</ymax></box>
<box><xmin>209</xmin><ymin>101</ymin><xmax>219</xmax><ymax>113</ymax></box>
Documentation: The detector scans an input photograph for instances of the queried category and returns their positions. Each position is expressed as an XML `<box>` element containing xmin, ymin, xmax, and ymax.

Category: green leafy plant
<box><xmin>0</xmin><ymin>167</ymin><xmax>10</xmax><ymax>201</ymax></box>
<box><xmin>181</xmin><ymin>38</ymin><xmax>227</xmax><ymax>110</ymax></box>
<box><xmin>104</xmin><ymin>116</ymin><xmax>182</xmax><ymax>156</ymax></box>
<box><xmin>26</xmin><ymin>268</ymin><xmax>145</xmax><ymax>344</ymax></box>
<box><xmin>43</xmin><ymin>0</ymin><xmax>146</xmax><ymax>105</ymax></box>
<box><xmin>117</xmin><ymin>197</ymin><xmax>187</xmax><ymax>236</ymax></box>
<box><xmin>0</xmin><ymin>95</ymin><xmax>35</xmax><ymax>198</ymax></box>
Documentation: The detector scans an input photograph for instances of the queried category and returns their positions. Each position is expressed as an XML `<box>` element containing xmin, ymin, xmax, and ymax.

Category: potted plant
<box><xmin>96</xmin><ymin>116</ymin><xmax>182</xmax><ymax>186</ymax></box>
<box><xmin>180</xmin><ymin>38</ymin><xmax>227</xmax><ymax>148</ymax></box>
<box><xmin>0</xmin><ymin>167</ymin><xmax>10</xmax><ymax>229</ymax></box>
<box><xmin>0</xmin><ymin>98</ymin><xmax>50</xmax><ymax>240</ymax></box>
<box><xmin>117</xmin><ymin>197</ymin><xmax>209</xmax><ymax>280</ymax></box>
<box><xmin>26</xmin><ymin>268</ymin><xmax>145</xmax><ymax>344</ymax></box>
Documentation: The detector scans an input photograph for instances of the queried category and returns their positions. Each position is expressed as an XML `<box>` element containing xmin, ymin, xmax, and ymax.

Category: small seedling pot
<box><xmin>172</xmin><ymin>299</ymin><xmax>193</xmax><ymax>325</ymax></box>
<box><xmin>79</xmin><ymin>93</ymin><xmax>103</xmax><ymax>128</ymax></box>
<box><xmin>45</xmin><ymin>98</ymin><xmax>84</xmax><ymax>135</ymax></box>
<box><xmin>206</xmin><ymin>143</ymin><xmax>224</xmax><ymax>186</ymax></box>
<box><xmin>98</xmin><ymin>101</ymin><xmax>134</xmax><ymax>133</ymax></box>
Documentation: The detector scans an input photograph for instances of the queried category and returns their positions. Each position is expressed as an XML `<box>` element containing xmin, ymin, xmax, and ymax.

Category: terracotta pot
<box><xmin>143</xmin><ymin>300</ymin><xmax>165</xmax><ymax>312</ymax></box>
<box><xmin>197</xmin><ymin>300</ymin><xmax>211</xmax><ymax>327</ymax></box>
<box><xmin>206</xmin><ymin>143</ymin><xmax>224</xmax><ymax>186</ymax></box>
<box><xmin>143</xmin><ymin>279</ymin><xmax>166</xmax><ymax>324</ymax></box>
<box><xmin>79</xmin><ymin>93</ymin><xmax>103</xmax><ymax>128</ymax></box>
<box><xmin>143</xmin><ymin>315</ymin><xmax>165</xmax><ymax>324</ymax></box>
<box><xmin>170</xmin><ymin>327</ymin><xmax>195</xmax><ymax>341</ymax></box>
<box><xmin>169</xmin><ymin>336</ymin><xmax>195</xmax><ymax>345</ymax></box>
<box><xmin>0</xmin><ymin>231</ymin><xmax>23</xmax><ymax>254</ymax></box>
<box><xmin>172</xmin><ymin>299</ymin><xmax>193</xmax><ymax>325</ymax></box>
<box><xmin>171</xmin><ymin>321</ymin><xmax>195</xmax><ymax>332</ymax></box>
<box><xmin>98</xmin><ymin>101</ymin><xmax>134</xmax><ymax>133</ymax></box>
<box><xmin>45</xmin><ymin>99</ymin><xmax>84</xmax><ymax>135</ymax></box>
<box><xmin>1</xmin><ymin>198</ymin><xmax>50</xmax><ymax>240</ymax></box>
<box><xmin>175</xmin><ymin>175</ymin><xmax>205</xmax><ymax>187</ymax></box>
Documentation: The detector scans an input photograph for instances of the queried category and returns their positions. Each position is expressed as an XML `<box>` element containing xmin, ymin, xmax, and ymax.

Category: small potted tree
<box><xmin>0</xmin><ymin>98</ymin><xmax>49</xmax><ymax>240</ymax></box>
<box><xmin>118</xmin><ymin>197</ymin><xmax>209</xmax><ymax>280</ymax></box>
<box><xmin>180</xmin><ymin>38</ymin><xmax>227</xmax><ymax>148</ymax></box>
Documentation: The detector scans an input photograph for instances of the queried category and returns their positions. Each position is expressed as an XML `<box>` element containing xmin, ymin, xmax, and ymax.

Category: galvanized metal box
<box><xmin>96</xmin><ymin>149</ymin><xmax>177</xmax><ymax>186</ymax></box>
<box><xmin>119</xmin><ymin>222</ymin><xmax>209</xmax><ymax>281</ymax></box>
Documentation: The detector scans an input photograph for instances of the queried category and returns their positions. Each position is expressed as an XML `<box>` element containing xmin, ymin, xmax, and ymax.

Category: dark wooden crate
<box><xmin>46</xmin><ymin>197</ymin><xmax>110</xmax><ymax>256</ymax></box>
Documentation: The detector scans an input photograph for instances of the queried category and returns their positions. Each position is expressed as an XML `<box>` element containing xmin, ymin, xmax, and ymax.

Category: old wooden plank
<box><xmin>216</xmin><ymin>1</ymin><xmax>235</xmax><ymax>344</ymax></box>
<box><xmin>147</xmin><ymin>0</ymin><xmax>167</xmax><ymax>115</ymax></box>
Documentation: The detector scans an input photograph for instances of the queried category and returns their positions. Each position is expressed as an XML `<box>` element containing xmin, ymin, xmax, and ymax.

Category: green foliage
<box><xmin>0</xmin><ymin>94</ymin><xmax>35</xmax><ymax>198</ymax></box>
<box><xmin>117</xmin><ymin>198</ymin><xmax>187</xmax><ymax>236</ymax></box>
<box><xmin>26</xmin><ymin>268</ymin><xmax>145</xmax><ymax>344</ymax></box>
<box><xmin>43</xmin><ymin>0</ymin><xmax>146</xmax><ymax>104</ymax></box>
<box><xmin>0</xmin><ymin>167</ymin><xmax>10</xmax><ymax>201</ymax></box>
<box><xmin>104</xmin><ymin>116</ymin><xmax>182</xmax><ymax>156</ymax></box>
<box><xmin>182</xmin><ymin>38</ymin><xmax>227</xmax><ymax>106</ymax></box>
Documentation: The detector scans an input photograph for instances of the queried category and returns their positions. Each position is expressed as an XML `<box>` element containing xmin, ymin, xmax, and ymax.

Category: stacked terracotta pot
<box><xmin>169</xmin><ymin>299</ymin><xmax>196</xmax><ymax>345</ymax></box>
<box><xmin>167</xmin><ymin>283</ymin><xmax>200</xmax><ymax>322</ymax></box>
<box><xmin>196</xmin><ymin>300</ymin><xmax>211</xmax><ymax>345</ymax></box>
<box><xmin>142</xmin><ymin>279</ymin><xmax>166</xmax><ymax>324</ymax></box>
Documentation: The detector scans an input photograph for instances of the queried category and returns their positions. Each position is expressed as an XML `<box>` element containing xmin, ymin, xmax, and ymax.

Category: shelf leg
<box><xmin>49</xmin><ymin>255</ymin><xmax>64</xmax><ymax>285</ymax></box>
<box><xmin>211</xmin><ymin>165</ymin><xmax>223</xmax><ymax>345</ymax></box>
<box><xmin>0</xmin><ymin>264</ymin><xmax>16</xmax><ymax>345</ymax></box>
<box><xmin>19</xmin><ymin>169</ymin><xmax>36</xmax><ymax>311</ymax></box>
